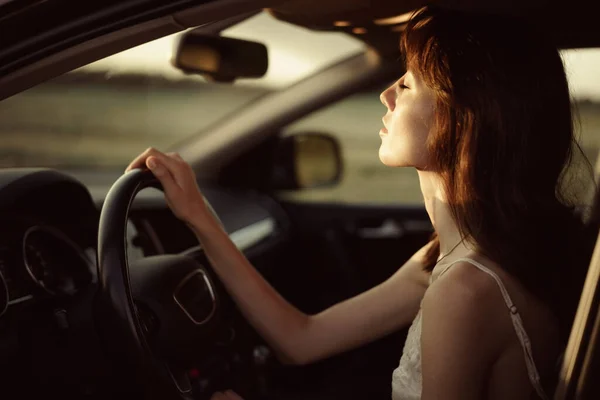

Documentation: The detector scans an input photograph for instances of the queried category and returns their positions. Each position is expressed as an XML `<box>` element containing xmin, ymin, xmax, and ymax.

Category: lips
<box><xmin>381</xmin><ymin>117</ymin><xmax>389</xmax><ymax>134</ymax></box>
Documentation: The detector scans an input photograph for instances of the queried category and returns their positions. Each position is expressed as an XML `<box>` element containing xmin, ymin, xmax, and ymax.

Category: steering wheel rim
<box><xmin>96</xmin><ymin>168</ymin><xmax>202</xmax><ymax>399</ymax></box>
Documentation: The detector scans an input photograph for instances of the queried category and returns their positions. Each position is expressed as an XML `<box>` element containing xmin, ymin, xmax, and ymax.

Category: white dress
<box><xmin>391</xmin><ymin>257</ymin><xmax>549</xmax><ymax>400</ymax></box>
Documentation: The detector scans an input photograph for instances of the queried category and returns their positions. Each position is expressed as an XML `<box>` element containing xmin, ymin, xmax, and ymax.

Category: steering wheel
<box><xmin>96</xmin><ymin>168</ymin><xmax>225</xmax><ymax>399</ymax></box>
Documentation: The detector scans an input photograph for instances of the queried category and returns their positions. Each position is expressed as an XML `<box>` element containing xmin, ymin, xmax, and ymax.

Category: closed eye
<box><xmin>395</xmin><ymin>83</ymin><xmax>409</xmax><ymax>96</ymax></box>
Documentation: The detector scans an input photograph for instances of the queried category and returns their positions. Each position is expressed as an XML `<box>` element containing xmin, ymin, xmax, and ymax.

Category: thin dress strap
<box><xmin>436</xmin><ymin>257</ymin><xmax>549</xmax><ymax>400</ymax></box>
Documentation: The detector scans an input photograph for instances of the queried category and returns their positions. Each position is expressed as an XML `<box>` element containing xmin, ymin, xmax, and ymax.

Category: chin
<box><xmin>379</xmin><ymin>146</ymin><xmax>406</xmax><ymax>167</ymax></box>
<box><xmin>379</xmin><ymin>148</ymin><xmax>424</xmax><ymax>169</ymax></box>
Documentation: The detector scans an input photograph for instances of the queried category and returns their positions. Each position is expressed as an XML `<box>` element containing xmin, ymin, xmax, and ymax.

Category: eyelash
<box><xmin>399</xmin><ymin>84</ymin><xmax>409</xmax><ymax>89</ymax></box>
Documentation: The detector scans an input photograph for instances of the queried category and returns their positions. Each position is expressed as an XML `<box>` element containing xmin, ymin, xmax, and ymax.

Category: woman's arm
<box><xmin>194</xmin><ymin>215</ymin><xmax>432</xmax><ymax>365</ymax></box>
<box><xmin>420</xmin><ymin>262</ymin><xmax>503</xmax><ymax>400</ymax></box>
<box><xmin>126</xmin><ymin>148</ymin><xmax>432</xmax><ymax>365</ymax></box>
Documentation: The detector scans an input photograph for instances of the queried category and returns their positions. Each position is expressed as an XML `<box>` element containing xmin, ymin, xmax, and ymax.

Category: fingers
<box><xmin>145</xmin><ymin>151</ymin><xmax>190</xmax><ymax>190</ymax></box>
<box><xmin>211</xmin><ymin>391</ymin><xmax>244</xmax><ymax>400</ymax></box>
<box><xmin>125</xmin><ymin>148</ymin><xmax>190</xmax><ymax>190</ymax></box>
<box><xmin>124</xmin><ymin>148</ymin><xmax>204</xmax><ymax>223</ymax></box>
<box><xmin>146</xmin><ymin>156</ymin><xmax>182</xmax><ymax>197</ymax></box>
<box><xmin>224</xmin><ymin>390</ymin><xmax>244</xmax><ymax>400</ymax></box>
<box><xmin>124</xmin><ymin>147</ymin><xmax>181</xmax><ymax>174</ymax></box>
<box><xmin>125</xmin><ymin>148</ymin><xmax>180</xmax><ymax>195</ymax></box>
<box><xmin>163</xmin><ymin>152</ymin><xmax>196</xmax><ymax>191</ymax></box>
<box><xmin>148</xmin><ymin>151</ymin><xmax>183</xmax><ymax>176</ymax></box>
<box><xmin>125</xmin><ymin>147</ymin><xmax>155</xmax><ymax>172</ymax></box>
<box><xmin>169</xmin><ymin>152</ymin><xmax>185</xmax><ymax>162</ymax></box>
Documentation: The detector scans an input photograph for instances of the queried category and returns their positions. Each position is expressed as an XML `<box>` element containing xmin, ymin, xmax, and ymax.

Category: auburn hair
<box><xmin>401</xmin><ymin>6</ymin><xmax>594</xmax><ymax>342</ymax></box>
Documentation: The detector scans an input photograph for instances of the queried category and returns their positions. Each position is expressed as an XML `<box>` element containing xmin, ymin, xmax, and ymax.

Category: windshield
<box><xmin>0</xmin><ymin>12</ymin><xmax>364</xmax><ymax>170</ymax></box>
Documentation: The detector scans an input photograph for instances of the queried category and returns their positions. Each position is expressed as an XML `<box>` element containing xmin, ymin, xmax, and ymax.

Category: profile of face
<box><xmin>379</xmin><ymin>71</ymin><xmax>436</xmax><ymax>170</ymax></box>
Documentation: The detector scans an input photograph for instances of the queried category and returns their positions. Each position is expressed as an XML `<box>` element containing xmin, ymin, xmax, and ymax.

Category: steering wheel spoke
<box><xmin>165</xmin><ymin>362</ymin><xmax>193</xmax><ymax>395</ymax></box>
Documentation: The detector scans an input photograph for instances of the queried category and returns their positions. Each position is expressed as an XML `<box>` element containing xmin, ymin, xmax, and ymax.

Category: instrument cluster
<box><xmin>0</xmin><ymin>221</ymin><xmax>95</xmax><ymax>317</ymax></box>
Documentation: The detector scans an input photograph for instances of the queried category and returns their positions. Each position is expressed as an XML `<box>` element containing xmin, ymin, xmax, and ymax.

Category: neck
<box><xmin>417</xmin><ymin>170</ymin><xmax>466</xmax><ymax>256</ymax></box>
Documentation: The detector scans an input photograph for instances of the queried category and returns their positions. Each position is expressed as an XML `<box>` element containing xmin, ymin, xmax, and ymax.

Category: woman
<box><xmin>126</xmin><ymin>6</ymin><xmax>591</xmax><ymax>400</ymax></box>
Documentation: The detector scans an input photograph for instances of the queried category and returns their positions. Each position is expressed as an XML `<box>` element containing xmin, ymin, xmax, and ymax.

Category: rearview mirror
<box><xmin>271</xmin><ymin>133</ymin><xmax>343</xmax><ymax>190</ymax></box>
<box><xmin>172</xmin><ymin>31</ymin><xmax>268</xmax><ymax>83</ymax></box>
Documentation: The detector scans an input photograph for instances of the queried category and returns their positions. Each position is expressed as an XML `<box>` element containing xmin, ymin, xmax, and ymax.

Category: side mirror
<box><xmin>271</xmin><ymin>133</ymin><xmax>343</xmax><ymax>190</ymax></box>
<box><xmin>172</xmin><ymin>31</ymin><xmax>268</xmax><ymax>83</ymax></box>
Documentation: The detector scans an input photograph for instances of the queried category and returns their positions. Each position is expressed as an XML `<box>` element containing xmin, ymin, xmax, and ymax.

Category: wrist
<box><xmin>186</xmin><ymin>210</ymin><xmax>223</xmax><ymax>239</ymax></box>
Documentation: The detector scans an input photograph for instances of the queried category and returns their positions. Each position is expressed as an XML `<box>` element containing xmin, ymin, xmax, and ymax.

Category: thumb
<box><xmin>146</xmin><ymin>156</ymin><xmax>180</xmax><ymax>195</ymax></box>
<box><xmin>146</xmin><ymin>157</ymin><xmax>163</xmax><ymax>175</ymax></box>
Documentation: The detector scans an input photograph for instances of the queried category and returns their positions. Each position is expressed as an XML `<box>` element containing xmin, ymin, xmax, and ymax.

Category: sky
<box><xmin>82</xmin><ymin>12</ymin><xmax>600</xmax><ymax>100</ymax></box>
<box><xmin>561</xmin><ymin>50</ymin><xmax>600</xmax><ymax>101</ymax></box>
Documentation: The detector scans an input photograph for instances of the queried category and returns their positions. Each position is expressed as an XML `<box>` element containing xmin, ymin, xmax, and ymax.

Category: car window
<box><xmin>0</xmin><ymin>12</ymin><xmax>364</xmax><ymax>170</ymax></box>
<box><xmin>280</xmin><ymin>48</ymin><xmax>600</xmax><ymax>205</ymax></box>
<box><xmin>280</xmin><ymin>86</ymin><xmax>424</xmax><ymax>205</ymax></box>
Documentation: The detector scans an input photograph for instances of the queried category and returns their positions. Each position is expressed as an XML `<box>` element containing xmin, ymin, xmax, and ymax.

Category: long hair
<box><xmin>402</xmin><ymin>6</ymin><xmax>594</xmax><ymax>342</ymax></box>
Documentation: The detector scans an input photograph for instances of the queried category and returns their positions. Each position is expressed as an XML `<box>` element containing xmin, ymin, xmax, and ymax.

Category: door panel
<box><xmin>279</xmin><ymin>202</ymin><xmax>431</xmax><ymax>295</ymax></box>
<box><xmin>257</xmin><ymin>200</ymin><xmax>431</xmax><ymax>400</ymax></box>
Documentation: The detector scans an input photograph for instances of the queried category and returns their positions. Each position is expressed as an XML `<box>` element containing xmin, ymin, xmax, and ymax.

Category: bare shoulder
<box><xmin>424</xmin><ymin>260</ymin><xmax>500</xmax><ymax>316</ymax></box>
<box><xmin>422</xmin><ymin>260</ymin><xmax>507</xmax><ymax>351</ymax></box>
<box><xmin>420</xmin><ymin>261</ymin><xmax>508</xmax><ymax>396</ymax></box>
<box><xmin>421</xmin><ymin>259</ymin><xmax>560</xmax><ymax>397</ymax></box>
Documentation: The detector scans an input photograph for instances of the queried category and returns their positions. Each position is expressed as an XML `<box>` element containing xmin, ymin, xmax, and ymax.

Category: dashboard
<box><xmin>0</xmin><ymin>168</ymin><xmax>281</xmax><ymax>317</ymax></box>
<box><xmin>0</xmin><ymin>221</ymin><xmax>94</xmax><ymax>310</ymax></box>
<box><xmin>0</xmin><ymin>167</ymin><xmax>286</xmax><ymax>399</ymax></box>
<box><xmin>0</xmin><ymin>170</ymin><xmax>96</xmax><ymax>317</ymax></box>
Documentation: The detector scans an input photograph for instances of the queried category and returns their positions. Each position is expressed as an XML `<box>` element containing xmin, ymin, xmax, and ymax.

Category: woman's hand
<box><xmin>125</xmin><ymin>147</ymin><xmax>210</xmax><ymax>226</ymax></box>
<box><xmin>210</xmin><ymin>390</ymin><xmax>244</xmax><ymax>400</ymax></box>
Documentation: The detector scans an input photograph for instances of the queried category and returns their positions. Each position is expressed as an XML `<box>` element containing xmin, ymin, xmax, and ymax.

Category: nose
<box><xmin>380</xmin><ymin>85</ymin><xmax>395</xmax><ymax>112</ymax></box>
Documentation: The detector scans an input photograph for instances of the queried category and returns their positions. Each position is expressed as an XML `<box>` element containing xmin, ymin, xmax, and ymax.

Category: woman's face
<box><xmin>379</xmin><ymin>70</ymin><xmax>436</xmax><ymax>169</ymax></box>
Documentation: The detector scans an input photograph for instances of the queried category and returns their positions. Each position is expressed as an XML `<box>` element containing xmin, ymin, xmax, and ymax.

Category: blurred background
<box><xmin>1</xmin><ymin>11</ymin><xmax>599</xmax><ymax>205</ymax></box>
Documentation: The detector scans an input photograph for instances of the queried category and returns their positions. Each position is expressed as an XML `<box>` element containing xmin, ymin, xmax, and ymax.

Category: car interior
<box><xmin>1</xmin><ymin>0</ymin><xmax>600</xmax><ymax>399</ymax></box>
